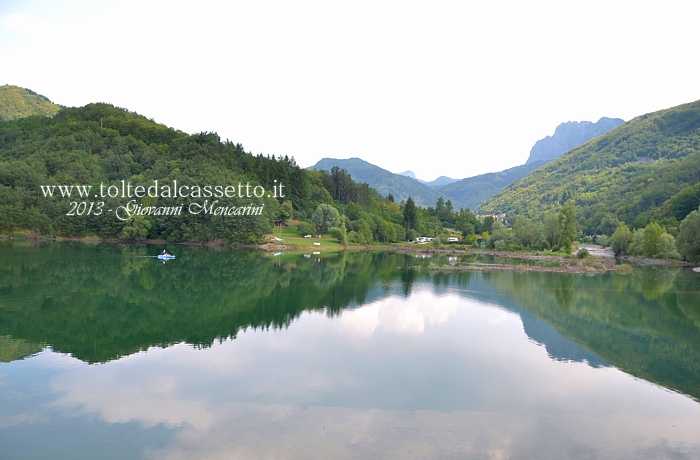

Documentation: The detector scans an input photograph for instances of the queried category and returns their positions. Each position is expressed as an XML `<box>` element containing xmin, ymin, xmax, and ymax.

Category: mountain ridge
<box><xmin>311</xmin><ymin>116</ymin><xmax>624</xmax><ymax>211</ymax></box>
<box><xmin>309</xmin><ymin>158</ymin><xmax>455</xmax><ymax>208</ymax></box>
<box><xmin>526</xmin><ymin>117</ymin><xmax>625</xmax><ymax>165</ymax></box>
<box><xmin>479</xmin><ymin>99</ymin><xmax>700</xmax><ymax>231</ymax></box>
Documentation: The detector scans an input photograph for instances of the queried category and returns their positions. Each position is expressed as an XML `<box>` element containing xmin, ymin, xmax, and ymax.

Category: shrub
<box><xmin>296</xmin><ymin>221</ymin><xmax>314</xmax><ymax>236</ymax></box>
<box><xmin>576</xmin><ymin>248</ymin><xmax>590</xmax><ymax>259</ymax></box>
<box><xmin>12</xmin><ymin>231</ymin><xmax>28</xmax><ymax>240</ymax></box>
<box><xmin>406</xmin><ymin>229</ymin><xmax>417</xmax><ymax>242</ymax></box>
<box><xmin>614</xmin><ymin>263</ymin><xmax>633</xmax><ymax>273</ymax></box>
<box><xmin>611</xmin><ymin>222</ymin><xmax>632</xmax><ymax>256</ymax></box>
<box><xmin>329</xmin><ymin>226</ymin><xmax>347</xmax><ymax>246</ymax></box>
<box><xmin>655</xmin><ymin>233</ymin><xmax>680</xmax><ymax>259</ymax></box>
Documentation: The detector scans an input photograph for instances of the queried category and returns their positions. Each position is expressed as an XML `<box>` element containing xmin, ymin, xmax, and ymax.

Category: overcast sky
<box><xmin>1</xmin><ymin>0</ymin><xmax>698</xmax><ymax>181</ymax></box>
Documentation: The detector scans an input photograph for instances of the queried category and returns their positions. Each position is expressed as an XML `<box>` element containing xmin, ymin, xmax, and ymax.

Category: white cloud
<box><xmin>338</xmin><ymin>290</ymin><xmax>460</xmax><ymax>336</ymax></box>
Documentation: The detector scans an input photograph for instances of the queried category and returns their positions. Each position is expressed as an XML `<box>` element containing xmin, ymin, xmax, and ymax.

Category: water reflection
<box><xmin>6</xmin><ymin>291</ymin><xmax>699</xmax><ymax>459</ymax></box>
<box><xmin>340</xmin><ymin>290</ymin><xmax>460</xmax><ymax>336</ymax></box>
<box><xmin>0</xmin><ymin>242</ymin><xmax>699</xmax><ymax>458</ymax></box>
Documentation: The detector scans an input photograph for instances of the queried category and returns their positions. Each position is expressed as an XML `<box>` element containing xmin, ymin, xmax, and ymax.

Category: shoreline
<box><xmin>3</xmin><ymin>235</ymin><xmax>695</xmax><ymax>274</ymax></box>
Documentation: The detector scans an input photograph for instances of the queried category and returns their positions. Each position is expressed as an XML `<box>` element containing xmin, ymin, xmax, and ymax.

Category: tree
<box><xmin>557</xmin><ymin>201</ymin><xmax>577</xmax><ymax>253</ymax></box>
<box><xmin>377</xmin><ymin>220</ymin><xmax>396</xmax><ymax>243</ymax></box>
<box><xmin>435</xmin><ymin>197</ymin><xmax>445</xmax><ymax>218</ymax></box>
<box><xmin>676</xmin><ymin>206</ymin><xmax>700</xmax><ymax>262</ymax></box>
<box><xmin>611</xmin><ymin>222</ymin><xmax>632</xmax><ymax>256</ymax></box>
<box><xmin>403</xmin><ymin>197</ymin><xmax>417</xmax><ymax>230</ymax></box>
<box><xmin>312</xmin><ymin>204</ymin><xmax>341</xmax><ymax>233</ymax></box>
<box><xmin>329</xmin><ymin>226</ymin><xmax>347</xmax><ymax>246</ymax></box>
<box><xmin>668</xmin><ymin>183</ymin><xmax>700</xmax><ymax>221</ymax></box>
<box><xmin>544</xmin><ymin>212</ymin><xmax>561</xmax><ymax>249</ymax></box>
<box><xmin>435</xmin><ymin>197</ymin><xmax>452</xmax><ymax>222</ymax></box>
<box><xmin>512</xmin><ymin>215</ymin><xmax>536</xmax><ymax>248</ymax></box>
<box><xmin>393</xmin><ymin>223</ymin><xmax>406</xmax><ymax>242</ymax></box>
<box><xmin>357</xmin><ymin>219</ymin><xmax>373</xmax><ymax>244</ymax></box>
<box><xmin>479</xmin><ymin>216</ymin><xmax>495</xmax><ymax>235</ymax></box>
<box><xmin>600</xmin><ymin>214</ymin><xmax>620</xmax><ymax>236</ymax></box>
<box><xmin>455</xmin><ymin>208</ymin><xmax>477</xmax><ymax>236</ymax></box>
<box><xmin>120</xmin><ymin>215</ymin><xmax>151</xmax><ymax>240</ymax></box>
<box><xmin>445</xmin><ymin>200</ymin><xmax>453</xmax><ymax>216</ymax></box>
<box><xmin>656</xmin><ymin>233</ymin><xmax>680</xmax><ymax>259</ymax></box>
<box><xmin>628</xmin><ymin>228</ymin><xmax>645</xmax><ymax>255</ymax></box>
<box><xmin>278</xmin><ymin>201</ymin><xmax>294</xmax><ymax>220</ymax></box>
<box><xmin>488</xmin><ymin>219</ymin><xmax>511</xmax><ymax>249</ymax></box>
<box><xmin>406</xmin><ymin>228</ymin><xmax>417</xmax><ymax>242</ymax></box>
<box><xmin>642</xmin><ymin>221</ymin><xmax>664</xmax><ymax>258</ymax></box>
<box><xmin>297</xmin><ymin>221</ymin><xmax>314</xmax><ymax>236</ymax></box>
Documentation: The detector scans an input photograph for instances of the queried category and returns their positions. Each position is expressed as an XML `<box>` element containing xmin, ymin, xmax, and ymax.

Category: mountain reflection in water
<box><xmin>0</xmin><ymin>242</ymin><xmax>698</xmax><ymax>458</ymax></box>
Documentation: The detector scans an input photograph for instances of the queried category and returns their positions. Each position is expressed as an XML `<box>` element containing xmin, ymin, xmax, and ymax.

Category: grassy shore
<box><xmin>4</xmin><ymin>228</ymin><xmax>694</xmax><ymax>274</ymax></box>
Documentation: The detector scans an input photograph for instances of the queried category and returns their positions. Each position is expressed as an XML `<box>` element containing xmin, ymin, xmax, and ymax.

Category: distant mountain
<box><xmin>480</xmin><ymin>99</ymin><xmax>700</xmax><ymax>227</ymax></box>
<box><xmin>431</xmin><ymin>117</ymin><xmax>624</xmax><ymax>209</ymax></box>
<box><xmin>399</xmin><ymin>170</ymin><xmax>457</xmax><ymax>187</ymax></box>
<box><xmin>436</xmin><ymin>161</ymin><xmax>547</xmax><ymax>211</ymax></box>
<box><xmin>425</xmin><ymin>175</ymin><xmax>458</xmax><ymax>187</ymax></box>
<box><xmin>526</xmin><ymin>117</ymin><xmax>624</xmax><ymax>165</ymax></box>
<box><xmin>310</xmin><ymin>116</ymin><xmax>626</xmax><ymax>211</ymax></box>
<box><xmin>0</xmin><ymin>85</ymin><xmax>61</xmax><ymax>121</ymax></box>
<box><xmin>309</xmin><ymin>158</ymin><xmax>457</xmax><ymax>208</ymax></box>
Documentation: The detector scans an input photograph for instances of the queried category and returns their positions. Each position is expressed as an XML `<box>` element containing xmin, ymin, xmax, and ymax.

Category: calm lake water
<box><xmin>1</xmin><ymin>242</ymin><xmax>699</xmax><ymax>459</ymax></box>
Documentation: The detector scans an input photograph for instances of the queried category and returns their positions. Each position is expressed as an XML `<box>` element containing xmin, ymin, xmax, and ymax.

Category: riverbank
<box><xmin>3</xmin><ymin>234</ymin><xmax>695</xmax><ymax>274</ymax></box>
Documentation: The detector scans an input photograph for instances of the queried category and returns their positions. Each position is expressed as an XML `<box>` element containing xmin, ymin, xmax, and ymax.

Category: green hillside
<box><xmin>479</xmin><ymin>100</ymin><xmax>700</xmax><ymax>230</ymax></box>
<box><xmin>436</xmin><ymin>161</ymin><xmax>546</xmax><ymax>211</ymax></box>
<box><xmin>0</xmin><ymin>85</ymin><xmax>61</xmax><ymax>121</ymax></box>
<box><xmin>1</xmin><ymin>101</ymin><xmax>448</xmax><ymax>246</ymax></box>
<box><xmin>0</xmin><ymin>103</ymin><xmax>367</xmax><ymax>242</ymax></box>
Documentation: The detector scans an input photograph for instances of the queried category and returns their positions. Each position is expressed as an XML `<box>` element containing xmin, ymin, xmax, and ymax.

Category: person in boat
<box><xmin>161</xmin><ymin>249</ymin><xmax>168</xmax><ymax>256</ymax></box>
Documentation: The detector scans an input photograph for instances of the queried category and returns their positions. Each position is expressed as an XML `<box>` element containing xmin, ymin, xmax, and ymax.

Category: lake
<box><xmin>1</xmin><ymin>242</ymin><xmax>699</xmax><ymax>459</ymax></box>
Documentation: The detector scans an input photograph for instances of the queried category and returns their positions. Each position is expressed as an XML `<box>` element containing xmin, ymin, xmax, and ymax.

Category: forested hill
<box><xmin>479</xmin><ymin>99</ymin><xmax>700</xmax><ymax>231</ymax></box>
<box><xmin>0</xmin><ymin>85</ymin><xmax>61</xmax><ymax>121</ymax></box>
<box><xmin>0</xmin><ymin>103</ymin><xmax>380</xmax><ymax>242</ymax></box>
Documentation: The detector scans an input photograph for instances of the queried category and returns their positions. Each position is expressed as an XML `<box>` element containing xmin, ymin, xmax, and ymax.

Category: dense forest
<box><xmin>0</xmin><ymin>100</ymin><xmax>479</xmax><ymax>245</ymax></box>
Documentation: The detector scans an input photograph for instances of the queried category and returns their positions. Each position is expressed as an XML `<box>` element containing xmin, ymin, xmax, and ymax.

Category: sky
<box><xmin>1</xmin><ymin>0</ymin><xmax>698</xmax><ymax>182</ymax></box>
